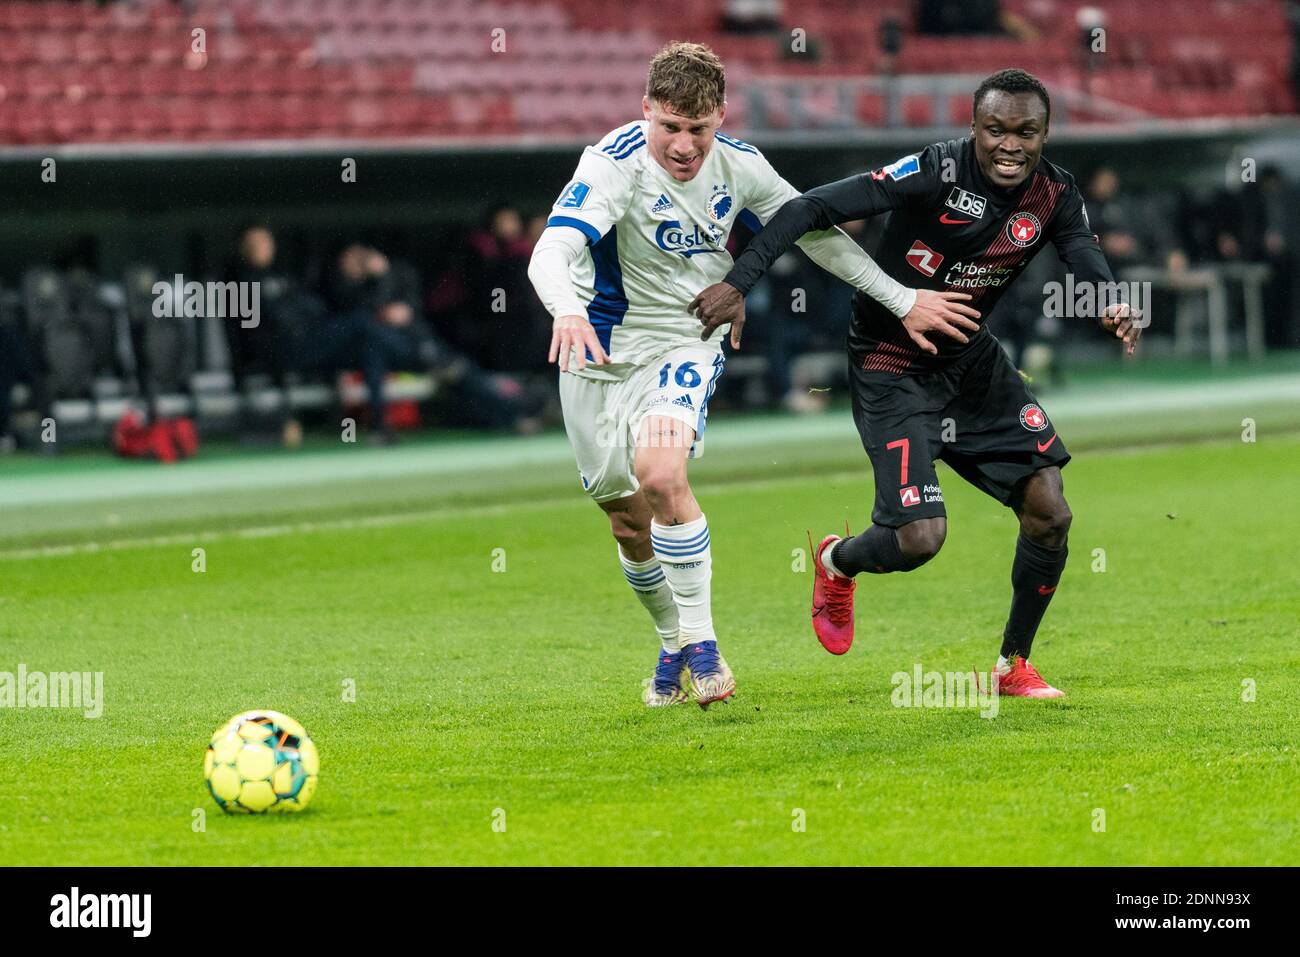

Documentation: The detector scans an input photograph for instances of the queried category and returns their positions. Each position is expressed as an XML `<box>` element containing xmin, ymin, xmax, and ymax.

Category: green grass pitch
<box><xmin>1</xmin><ymin>383</ymin><xmax>1298</xmax><ymax>864</ymax></box>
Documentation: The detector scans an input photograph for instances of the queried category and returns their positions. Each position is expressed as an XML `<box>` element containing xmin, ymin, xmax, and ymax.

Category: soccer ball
<box><xmin>204</xmin><ymin>710</ymin><xmax>319</xmax><ymax>813</ymax></box>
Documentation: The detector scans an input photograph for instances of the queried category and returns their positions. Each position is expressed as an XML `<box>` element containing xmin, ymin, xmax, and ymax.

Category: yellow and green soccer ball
<box><xmin>204</xmin><ymin>710</ymin><xmax>319</xmax><ymax>813</ymax></box>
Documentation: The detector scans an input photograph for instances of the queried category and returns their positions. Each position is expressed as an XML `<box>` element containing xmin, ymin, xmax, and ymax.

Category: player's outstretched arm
<box><xmin>528</xmin><ymin>227</ymin><xmax>608</xmax><ymax>371</ymax></box>
<box><xmin>722</xmin><ymin>174</ymin><xmax>876</xmax><ymax>300</ymax></box>
<box><xmin>1052</xmin><ymin>187</ymin><xmax>1144</xmax><ymax>356</ymax></box>
<box><xmin>692</xmin><ymin>280</ymin><xmax>981</xmax><ymax>354</ymax></box>
<box><xmin>792</xmin><ymin>228</ymin><xmax>984</xmax><ymax>352</ymax></box>
<box><xmin>691</xmin><ymin>177</ymin><xmax>888</xmax><ymax>349</ymax></box>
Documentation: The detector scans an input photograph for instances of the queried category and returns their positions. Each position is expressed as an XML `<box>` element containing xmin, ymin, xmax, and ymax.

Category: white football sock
<box><xmin>821</xmin><ymin>538</ymin><xmax>846</xmax><ymax>578</ymax></box>
<box><xmin>619</xmin><ymin>548</ymin><xmax>680</xmax><ymax>652</ymax></box>
<box><xmin>650</xmin><ymin>515</ymin><xmax>716</xmax><ymax>644</ymax></box>
<box><xmin>996</xmin><ymin>655</ymin><xmax>1012</xmax><ymax>675</ymax></box>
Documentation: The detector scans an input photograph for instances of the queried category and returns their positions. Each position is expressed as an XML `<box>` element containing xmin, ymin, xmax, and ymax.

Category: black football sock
<box><xmin>1000</xmin><ymin>532</ymin><xmax>1069</xmax><ymax>660</ymax></box>
<box><xmin>829</xmin><ymin>524</ymin><xmax>915</xmax><ymax>576</ymax></box>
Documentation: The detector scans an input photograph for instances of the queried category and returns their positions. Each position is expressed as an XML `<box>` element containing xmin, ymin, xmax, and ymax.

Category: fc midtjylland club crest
<box><xmin>1019</xmin><ymin>403</ymin><xmax>1048</xmax><ymax>431</ymax></box>
<box><xmin>1007</xmin><ymin>211</ymin><xmax>1041</xmax><ymax>247</ymax></box>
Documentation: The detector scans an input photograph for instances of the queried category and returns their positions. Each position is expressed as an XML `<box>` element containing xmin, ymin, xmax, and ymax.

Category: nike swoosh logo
<box><xmin>939</xmin><ymin>213</ymin><xmax>972</xmax><ymax>224</ymax></box>
<box><xmin>1037</xmin><ymin>434</ymin><xmax>1058</xmax><ymax>452</ymax></box>
<box><xmin>1038</xmin><ymin>585</ymin><xmax>1057</xmax><ymax>596</ymax></box>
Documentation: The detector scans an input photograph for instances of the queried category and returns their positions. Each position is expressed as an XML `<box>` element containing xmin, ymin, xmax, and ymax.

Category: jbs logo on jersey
<box><xmin>905</xmin><ymin>239</ymin><xmax>943</xmax><ymax>277</ymax></box>
<box><xmin>945</xmin><ymin>187</ymin><xmax>987</xmax><ymax>219</ymax></box>
<box><xmin>556</xmin><ymin>180</ymin><xmax>591</xmax><ymax>210</ymax></box>
<box><xmin>655</xmin><ymin>220</ymin><xmax>724</xmax><ymax>258</ymax></box>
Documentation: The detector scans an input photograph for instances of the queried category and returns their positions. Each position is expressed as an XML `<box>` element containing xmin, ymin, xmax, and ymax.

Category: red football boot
<box><xmin>991</xmin><ymin>656</ymin><xmax>1065</xmax><ymax>698</ymax></box>
<box><xmin>810</xmin><ymin>532</ymin><xmax>855</xmax><ymax>655</ymax></box>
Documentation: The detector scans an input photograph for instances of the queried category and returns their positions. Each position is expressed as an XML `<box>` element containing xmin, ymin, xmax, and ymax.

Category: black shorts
<box><xmin>849</xmin><ymin>331</ymin><xmax>1070</xmax><ymax>528</ymax></box>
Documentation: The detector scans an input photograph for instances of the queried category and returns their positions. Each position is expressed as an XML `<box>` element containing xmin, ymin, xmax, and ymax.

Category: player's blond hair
<box><xmin>646</xmin><ymin>42</ymin><xmax>726</xmax><ymax>118</ymax></box>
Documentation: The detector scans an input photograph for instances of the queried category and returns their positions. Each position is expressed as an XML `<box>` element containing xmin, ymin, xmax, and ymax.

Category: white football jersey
<box><xmin>545</xmin><ymin>121</ymin><xmax>802</xmax><ymax>379</ymax></box>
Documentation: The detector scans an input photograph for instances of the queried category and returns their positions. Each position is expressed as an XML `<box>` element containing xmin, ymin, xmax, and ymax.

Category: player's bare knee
<box><xmin>607</xmin><ymin>511</ymin><xmax>649</xmax><ymax>551</ymax></box>
<box><xmin>600</xmin><ymin>494</ymin><xmax>654</xmax><ymax>558</ymax></box>
<box><xmin>1022</xmin><ymin>501</ymin><xmax>1071</xmax><ymax>546</ymax></box>
<box><xmin>896</xmin><ymin>517</ymin><xmax>946</xmax><ymax>568</ymax></box>
<box><xmin>634</xmin><ymin>463</ymin><xmax>688</xmax><ymax>509</ymax></box>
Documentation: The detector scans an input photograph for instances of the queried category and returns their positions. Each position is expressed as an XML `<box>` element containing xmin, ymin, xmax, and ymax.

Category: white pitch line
<box><xmin>3</xmin><ymin>373</ymin><xmax>1297</xmax><ymax>509</ymax></box>
<box><xmin>3</xmin><ymin>429</ymin><xmax>1292</xmax><ymax>563</ymax></box>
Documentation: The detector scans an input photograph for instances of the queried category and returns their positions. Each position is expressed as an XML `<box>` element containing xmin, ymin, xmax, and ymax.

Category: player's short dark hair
<box><xmin>646</xmin><ymin>42</ymin><xmax>726</xmax><ymax>118</ymax></box>
<box><xmin>972</xmin><ymin>69</ymin><xmax>1051</xmax><ymax>126</ymax></box>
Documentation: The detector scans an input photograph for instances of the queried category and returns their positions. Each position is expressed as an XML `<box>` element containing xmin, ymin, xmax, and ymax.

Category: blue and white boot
<box><xmin>642</xmin><ymin>649</ymin><xmax>689</xmax><ymax>707</ymax></box>
<box><xmin>682</xmin><ymin>640</ymin><xmax>735</xmax><ymax>710</ymax></box>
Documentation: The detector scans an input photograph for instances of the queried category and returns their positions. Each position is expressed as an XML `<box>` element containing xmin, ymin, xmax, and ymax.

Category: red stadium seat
<box><xmin>0</xmin><ymin>0</ymin><xmax>1288</xmax><ymax>146</ymax></box>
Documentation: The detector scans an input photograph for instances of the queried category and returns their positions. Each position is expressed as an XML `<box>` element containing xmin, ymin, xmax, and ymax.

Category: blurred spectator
<box><xmin>987</xmin><ymin>241</ymin><xmax>1063</xmax><ymax>381</ymax></box>
<box><xmin>526</xmin><ymin>213</ymin><xmax>548</xmax><ymax>246</ymax></box>
<box><xmin>314</xmin><ymin>242</ymin><xmax>539</xmax><ymax>439</ymax></box>
<box><xmin>1085</xmin><ymin>166</ymin><xmax>1147</xmax><ymax>269</ymax></box>
<box><xmin>0</xmin><ymin>319</ymin><xmax>41</xmax><ymax>453</ymax></box>
<box><xmin>1237</xmin><ymin>166</ymin><xmax>1297</xmax><ymax>347</ymax></box>
<box><xmin>915</xmin><ymin>0</ymin><xmax>1035</xmax><ymax>38</ymax></box>
<box><xmin>742</xmin><ymin>218</ymin><xmax>882</xmax><ymax>412</ymax></box>
<box><xmin>223</xmin><ymin>223</ymin><xmax>331</xmax><ymax>445</ymax></box>
<box><xmin>462</xmin><ymin>205</ymin><xmax>551</xmax><ymax>372</ymax></box>
<box><xmin>721</xmin><ymin>0</ymin><xmax>782</xmax><ymax>35</ymax></box>
<box><xmin>224</xmin><ymin>225</ymin><xmax>307</xmax><ymax>387</ymax></box>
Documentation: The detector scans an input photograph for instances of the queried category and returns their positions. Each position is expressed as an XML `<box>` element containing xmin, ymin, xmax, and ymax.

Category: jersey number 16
<box><xmin>658</xmin><ymin>362</ymin><xmax>701</xmax><ymax>389</ymax></box>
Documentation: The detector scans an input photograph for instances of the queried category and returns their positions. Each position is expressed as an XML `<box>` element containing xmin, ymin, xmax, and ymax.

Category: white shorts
<box><xmin>560</xmin><ymin>344</ymin><xmax>725</xmax><ymax>503</ymax></box>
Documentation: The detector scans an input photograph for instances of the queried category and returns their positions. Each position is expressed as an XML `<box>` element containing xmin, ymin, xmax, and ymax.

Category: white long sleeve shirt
<box><xmin>528</xmin><ymin>121</ymin><xmax>916</xmax><ymax>380</ymax></box>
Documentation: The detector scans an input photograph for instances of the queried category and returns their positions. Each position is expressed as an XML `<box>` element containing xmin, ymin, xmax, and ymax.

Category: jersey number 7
<box><xmin>886</xmin><ymin>438</ymin><xmax>910</xmax><ymax>486</ymax></box>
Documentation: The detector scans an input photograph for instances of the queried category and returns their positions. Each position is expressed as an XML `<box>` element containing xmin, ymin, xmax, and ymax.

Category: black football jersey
<box><xmin>725</xmin><ymin>138</ymin><xmax>1116</xmax><ymax>374</ymax></box>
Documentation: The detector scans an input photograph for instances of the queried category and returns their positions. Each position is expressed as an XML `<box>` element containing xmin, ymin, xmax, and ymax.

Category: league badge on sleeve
<box><xmin>556</xmin><ymin>180</ymin><xmax>591</xmax><ymax>210</ymax></box>
<box><xmin>872</xmin><ymin>154</ymin><xmax>921</xmax><ymax>182</ymax></box>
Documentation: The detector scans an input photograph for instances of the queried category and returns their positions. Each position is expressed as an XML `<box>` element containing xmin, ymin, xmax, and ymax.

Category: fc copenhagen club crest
<box><xmin>707</xmin><ymin>185</ymin><xmax>733</xmax><ymax>221</ymax></box>
<box><xmin>1019</xmin><ymin>403</ymin><xmax>1048</xmax><ymax>431</ymax></box>
<box><xmin>1006</xmin><ymin>211</ymin><xmax>1041</xmax><ymax>247</ymax></box>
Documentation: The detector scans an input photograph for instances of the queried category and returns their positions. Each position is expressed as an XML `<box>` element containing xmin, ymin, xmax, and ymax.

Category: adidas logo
<box><xmin>651</xmin><ymin>193</ymin><xmax>673</xmax><ymax>214</ymax></box>
<box><xmin>670</xmin><ymin>393</ymin><xmax>694</xmax><ymax>409</ymax></box>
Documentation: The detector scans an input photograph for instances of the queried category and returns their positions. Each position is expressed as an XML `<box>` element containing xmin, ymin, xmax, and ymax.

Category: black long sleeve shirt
<box><xmin>724</xmin><ymin>138</ymin><xmax>1117</xmax><ymax>373</ymax></box>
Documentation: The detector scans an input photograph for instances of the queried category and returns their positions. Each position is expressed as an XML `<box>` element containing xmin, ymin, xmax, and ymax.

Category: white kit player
<box><xmin>527</xmin><ymin>42</ymin><xmax>979</xmax><ymax>708</ymax></box>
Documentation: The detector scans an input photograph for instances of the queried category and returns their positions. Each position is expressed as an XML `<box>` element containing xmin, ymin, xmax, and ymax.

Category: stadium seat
<box><xmin>0</xmin><ymin>0</ymin><xmax>1292</xmax><ymax>146</ymax></box>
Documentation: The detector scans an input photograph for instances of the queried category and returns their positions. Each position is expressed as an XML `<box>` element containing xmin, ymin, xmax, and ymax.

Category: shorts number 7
<box><xmin>886</xmin><ymin>438</ymin><xmax>910</xmax><ymax>486</ymax></box>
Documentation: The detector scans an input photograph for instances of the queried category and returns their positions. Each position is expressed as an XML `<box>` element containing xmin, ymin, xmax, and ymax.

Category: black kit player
<box><xmin>690</xmin><ymin>69</ymin><xmax>1142</xmax><ymax>697</ymax></box>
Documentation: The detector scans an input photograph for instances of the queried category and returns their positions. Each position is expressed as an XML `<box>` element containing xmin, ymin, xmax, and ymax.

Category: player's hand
<box><xmin>900</xmin><ymin>290</ymin><xmax>982</xmax><ymax>355</ymax></box>
<box><xmin>1100</xmin><ymin>303</ymin><xmax>1142</xmax><ymax>356</ymax></box>
<box><xmin>548</xmin><ymin>314</ymin><xmax>608</xmax><ymax>372</ymax></box>
<box><xmin>690</xmin><ymin>282</ymin><xmax>745</xmax><ymax>349</ymax></box>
